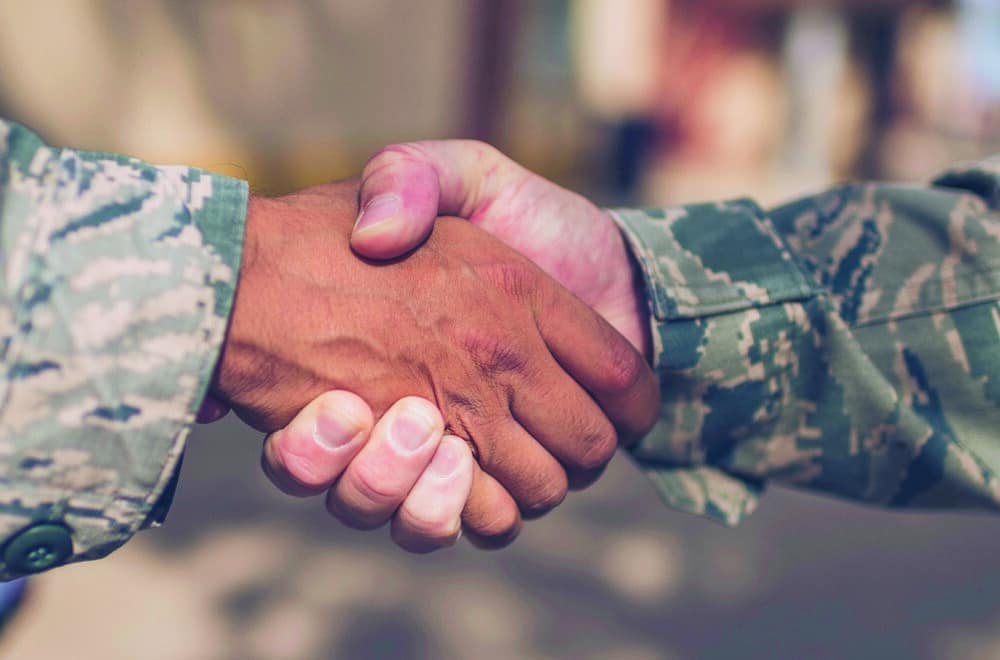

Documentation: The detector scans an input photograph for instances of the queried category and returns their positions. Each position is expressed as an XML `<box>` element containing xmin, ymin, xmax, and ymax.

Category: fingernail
<box><xmin>389</xmin><ymin>407</ymin><xmax>436</xmax><ymax>452</ymax></box>
<box><xmin>354</xmin><ymin>194</ymin><xmax>401</xmax><ymax>233</ymax></box>
<box><xmin>428</xmin><ymin>438</ymin><xmax>463</xmax><ymax>477</ymax></box>
<box><xmin>313</xmin><ymin>413</ymin><xmax>362</xmax><ymax>450</ymax></box>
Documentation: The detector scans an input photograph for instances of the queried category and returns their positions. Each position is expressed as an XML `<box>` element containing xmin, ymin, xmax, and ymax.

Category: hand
<box><xmin>211</xmin><ymin>179</ymin><xmax>659</xmax><ymax>546</ymax></box>
<box><xmin>350</xmin><ymin>140</ymin><xmax>652</xmax><ymax>358</ymax></box>
<box><xmin>262</xmin><ymin>391</ymin><xmax>474</xmax><ymax>553</ymax></box>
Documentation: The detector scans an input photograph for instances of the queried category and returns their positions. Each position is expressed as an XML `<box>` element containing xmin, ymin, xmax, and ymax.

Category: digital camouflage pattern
<box><xmin>2</xmin><ymin>114</ymin><xmax>999</xmax><ymax>578</ymax></box>
<box><xmin>614</xmin><ymin>155</ymin><xmax>1000</xmax><ymax>524</ymax></box>
<box><xmin>0</xmin><ymin>120</ymin><xmax>247</xmax><ymax>579</ymax></box>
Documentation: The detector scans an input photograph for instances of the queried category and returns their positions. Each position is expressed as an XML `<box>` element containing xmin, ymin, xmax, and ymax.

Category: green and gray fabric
<box><xmin>2</xmin><ymin>114</ymin><xmax>999</xmax><ymax>578</ymax></box>
<box><xmin>0</xmin><ymin>120</ymin><xmax>247</xmax><ymax>578</ymax></box>
<box><xmin>613</xmin><ymin>156</ymin><xmax>1000</xmax><ymax>525</ymax></box>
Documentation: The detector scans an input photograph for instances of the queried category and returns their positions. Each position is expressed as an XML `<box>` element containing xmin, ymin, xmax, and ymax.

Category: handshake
<box><xmin>201</xmin><ymin>141</ymin><xmax>661</xmax><ymax>552</ymax></box>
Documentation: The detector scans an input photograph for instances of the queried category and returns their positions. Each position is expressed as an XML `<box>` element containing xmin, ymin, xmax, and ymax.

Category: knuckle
<box><xmin>457</xmin><ymin>325</ymin><xmax>528</xmax><ymax>377</ymax></box>
<box><xmin>465</xmin><ymin>139</ymin><xmax>498</xmax><ymax>156</ymax></box>
<box><xmin>520</xmin><ymin>472</ymin><xmax>568</xmax><ymax>518</ymax></box>
<box><xmin>576</xmin><ymin>424</ymin><xmax>618</xmax><ymax>471</ymax></box>
<box><xmin>442</xmin><ymin>410</ymin><xmax>505</xmax><ymax>468</ymax></box>
<box><xmin>448</xmin><ymin>138</ymin><xmax>501</xmax><ymax>164</ymax></box>
<box><xmin>463</xmin><ymin>140</ymin><xmax>520</xmax><ymax>174</ymax></box>
<box><xmin>363</xmin><ymin>143</ymin><xmax>423</xmax><ymax>173</ymax></box>
<box><xmin>599</xmin><ymin>340</ymin><xmax>645</xmax><ymax>393</ymax></box>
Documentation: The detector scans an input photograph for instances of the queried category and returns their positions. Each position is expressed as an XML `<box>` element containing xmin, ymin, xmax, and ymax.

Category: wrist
<box><xmin>210</xmin><ymin>193</ymin><xmax>269</xmax><ymax>403</ymax></box>
<box><xmin>209</xmin><ymin>181</ymin><xmax>363</xmax><ymax>430</ymax></box>
<box><xmin>604</xmin><ymin>211</ymin><xmax>654</xmax><ymax>362</ymax></box>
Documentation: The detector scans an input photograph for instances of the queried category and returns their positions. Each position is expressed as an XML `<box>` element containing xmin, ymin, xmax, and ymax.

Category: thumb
<box><xmin>351</xmin><ymin>140</ymin><xmax>515</xmax><ymax>259</ymax></box>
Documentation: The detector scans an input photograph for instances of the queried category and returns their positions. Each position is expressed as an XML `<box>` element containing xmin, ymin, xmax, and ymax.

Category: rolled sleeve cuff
<box><xmin>609</xmin><ymin>203</ymin><xmax>817</xmax><ymax>525</ymax></box>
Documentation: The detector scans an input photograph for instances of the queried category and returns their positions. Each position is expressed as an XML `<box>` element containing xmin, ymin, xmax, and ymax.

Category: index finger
<box><xmin>532</xmin><ymin>275</ymin><xmax>660</xmax><ymax>443</ymax></box>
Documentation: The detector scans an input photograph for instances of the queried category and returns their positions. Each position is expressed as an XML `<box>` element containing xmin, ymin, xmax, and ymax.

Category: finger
<box><xmin>567</xmin><ymin>463</ymin><xmax>609</xmax><ymax>491</ymax></box>
<box><xmin>461</xmin><ymin>466</ymin><xmax>522</xmax><ymax>549</ymax></box>
<box><xmin>262</xmin><ymin>391</ymin><xmax>373</xmax><ymax>497</ymax></box>
<box><xmin>390</xmin><ymin>435</ymin><xmax>475</xmax><ymax>553</ymax></box>
<box><xmin>509</xmin><ymin>355</ymin><xmax>618</xmax><ymax>476</ymax></box>
<box><xmin>352</xmin><ymin>140</ymin><xmax>519</xmax><ymax>259</ymax></box>
<box><xmin>468</xmin><ymin>417</ymin><xmax>568</xmax><ymax>519</ymax></box>
<box><xmin>327</xmin><ymin>396</ymin><xmax>444</xmax><ymax>530</ymax></box>
<box><xmin>196</xmin><ymin>395</ymin><xmax>231</xmax><ymax>423</ymax></box>
<box><xmin>532</xmin><ymin>278</ymin><xmax>661</xmax><ymax>443</ymax></box>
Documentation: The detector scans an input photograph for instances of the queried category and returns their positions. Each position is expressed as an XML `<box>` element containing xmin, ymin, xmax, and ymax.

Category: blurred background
<box><xmin>1</xmin><ymin>1</ymin><xmax>999</xmax><ymax>658</ymax></box>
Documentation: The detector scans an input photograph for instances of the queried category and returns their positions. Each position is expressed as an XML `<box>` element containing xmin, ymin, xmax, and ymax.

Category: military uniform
<box><xmin>0</xmin><ymin>120</ymin><xmax>246</xmax><ymax>579</ymax></box>
<box><xmin>2</xmin><ymin>117</ymin><xmax>999</xmax><ymax>578</ymax></box>
<box><xmin>614</xmin><ymin>158</ymin><xmax>1000</xmax><ymax>524</ymax></box>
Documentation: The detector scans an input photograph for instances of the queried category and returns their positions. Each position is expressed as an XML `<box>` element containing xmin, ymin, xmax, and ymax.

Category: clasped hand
<box><xmin>205</xmin><ymin>144</ymin><xmax>659</xmax><ymax>551</ymax></box>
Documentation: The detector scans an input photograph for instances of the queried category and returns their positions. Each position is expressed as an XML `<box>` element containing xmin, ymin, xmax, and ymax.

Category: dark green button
<box><xmin>3</xmin><ymin>524</ymin><xmax>73</xmax><ymax>573</ymax></box>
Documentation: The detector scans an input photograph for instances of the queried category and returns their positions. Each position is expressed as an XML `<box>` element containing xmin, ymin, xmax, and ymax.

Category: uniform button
<box><xmin>3</xmin><ymin>524</ymin><xmax>73</xmax><ymax>574</ymax></box>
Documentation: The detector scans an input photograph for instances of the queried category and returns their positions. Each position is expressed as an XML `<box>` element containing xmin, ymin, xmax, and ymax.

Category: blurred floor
<box><xmin>1</xmin><ymin>417</ymin><xmax>998</xmax><ymax>660</ymax></box>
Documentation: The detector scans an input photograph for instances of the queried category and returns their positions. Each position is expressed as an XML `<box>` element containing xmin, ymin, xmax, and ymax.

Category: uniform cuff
<box><xmin>609</xmin><ymin>203</ymin><xmax>817</xmax><ymax>525</ymax></box>
<box><xmin>0</xmin><ymin>120</ymin><xmax>247</xmax><ymax>578</ymax></box>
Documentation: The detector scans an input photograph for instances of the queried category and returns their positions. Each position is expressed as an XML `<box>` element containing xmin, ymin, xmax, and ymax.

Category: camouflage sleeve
<box><xmin>0</xmin><ymin>120</ymin><xmax>247</xmax><ymax>578</ymax></box>
<box><xmin>611</xmin><ymin>155</ymin><xmax>1000</xmax><ymax>525</ymax></box>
